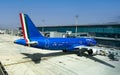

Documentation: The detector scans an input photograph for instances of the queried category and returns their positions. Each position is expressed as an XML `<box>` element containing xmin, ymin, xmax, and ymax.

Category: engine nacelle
<box><xmin>87</xmin><ymin>48</ymin><xmax>98</xmax><ymax>55</ymax></box>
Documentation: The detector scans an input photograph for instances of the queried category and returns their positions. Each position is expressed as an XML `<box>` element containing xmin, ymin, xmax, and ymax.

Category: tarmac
<box><xmin>0</xmin><ymin>34</ymin><xmax>120</xmax><ymax>75</ymax></box>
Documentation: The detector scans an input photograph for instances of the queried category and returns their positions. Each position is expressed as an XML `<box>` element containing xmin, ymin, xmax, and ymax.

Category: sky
<box><xmin>0</xmin><ymin>0</ymin><xmax>120</xmax><ymax>29</ymax></box>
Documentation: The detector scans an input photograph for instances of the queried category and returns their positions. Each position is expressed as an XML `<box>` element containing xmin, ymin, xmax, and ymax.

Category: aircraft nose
<box><xmin>86</xmin><ymin>38</ymin><xmax>97</xmax><ymax>46</ymax></box>
<box><xmin>92</xmin><ymin>39</ymin><xmax>97</xmax><ymax>45</ymax></box>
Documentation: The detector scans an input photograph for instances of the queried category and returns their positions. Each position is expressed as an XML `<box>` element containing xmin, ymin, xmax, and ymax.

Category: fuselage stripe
<box><xmin>24</xmin><ymin>18</ymin><xmax>30</xmax><ymax>40</ymax></box>
<box><xmin>20</xmin><ymin>13</ymin><xmax>26</xmax><ymax>39</ymax></box>
<box><xmin>20</xmin><ymin>13</ymin><xmax>30</xmax><ymax>44</ymax></box>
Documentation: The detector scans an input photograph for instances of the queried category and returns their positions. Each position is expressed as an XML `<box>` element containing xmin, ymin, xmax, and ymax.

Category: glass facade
<box><xmin>38</xmin><ymin>24</ymin><xmax>120</xmax><ymax>47</ymax></box>
<box><xmin>38</xmin><ymin>24</ymin><xmax>120</xmax><ymax>38</ymax></box>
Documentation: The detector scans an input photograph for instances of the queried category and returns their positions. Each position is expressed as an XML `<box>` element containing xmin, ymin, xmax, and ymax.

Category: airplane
<box><xmin>14</xmin><ymin>13</ymin><xmax>97</xmax><ymax>56</ymax></box>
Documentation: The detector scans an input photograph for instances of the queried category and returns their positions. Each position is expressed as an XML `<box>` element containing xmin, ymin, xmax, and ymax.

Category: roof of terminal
<box><xmin>39</xmin><ymin>24</ymin><xmax>120</xmax><ymax>27</ymax></box>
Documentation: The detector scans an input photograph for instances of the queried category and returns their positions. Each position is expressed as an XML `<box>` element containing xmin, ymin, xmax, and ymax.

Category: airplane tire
<box><xmin>77</xmin><ymin>51</ymin><xmax>82</xmax><ymax>56</ymax></box>
<box><xmin>77</xmin><ymin>53</ymin><xmax>81</xmax><ymax>56</ymax></box>
<box><xmin>62</xmin><ymin>50</ymin><xmax>67</xmax><ymax>52</ymax></box>
<box><xmin>88</xmin><ymin>49</ymin><xmax>93</xmax><ymax>55</ymax></box>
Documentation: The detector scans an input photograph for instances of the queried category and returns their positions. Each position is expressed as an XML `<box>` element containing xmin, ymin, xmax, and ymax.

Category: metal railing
<box><xmin>0</xmin><ymin>62</ymin><xmax>8</xmax><ymax>75</ymax></box>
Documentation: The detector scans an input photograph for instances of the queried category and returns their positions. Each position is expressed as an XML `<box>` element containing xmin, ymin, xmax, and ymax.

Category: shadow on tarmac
<box><xmin>21</xmin><ymin>51</ymin><xmax>115</xmax><ymax>68</ymax></box>
<box><xmin>21</xmin><ymin>51</ymin><xmax>74</xmax><ymax>64</ymax></box>
<box><xmin>82</xmin><ymin>53</ymin><xmax>115</xmax><ymax>68</ymax></box>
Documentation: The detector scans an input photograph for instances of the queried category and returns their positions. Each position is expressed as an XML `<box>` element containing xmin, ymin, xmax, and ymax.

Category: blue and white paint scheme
<box><xmin>14</xmin><ymin>13</ymin><xmax>97</xmax><ymax>56</ymax></box>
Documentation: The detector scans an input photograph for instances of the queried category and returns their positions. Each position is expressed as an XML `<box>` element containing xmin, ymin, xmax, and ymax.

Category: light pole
<box><xmin>75</xmin><ymin>15</ymin><xmax>79</xmax><ymax>36</ymax></box>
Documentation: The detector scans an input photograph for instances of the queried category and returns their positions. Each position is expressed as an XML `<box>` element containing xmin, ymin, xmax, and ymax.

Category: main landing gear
<box><xmin>62</xmin><ymin>50</ymin><xmax>67</xmax><ymax>52</ymax></box>
<box><xmin>77</xmin><ymin>49</ymin><xmax>93</xmax><ymax>56</ymax></box>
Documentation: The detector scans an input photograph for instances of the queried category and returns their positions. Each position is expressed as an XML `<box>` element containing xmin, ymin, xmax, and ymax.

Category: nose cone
<box><xmin>92</xmin><ymin>39</ymin><xmax>97</xmax><ymax>45</ymax></box>
<box><xmin>86</xmin><ymin>38</ymin><xmax>97</xmax><ymax>46</ymax></box>
<box><xmin>14</xmin><ymin>39</ymin><xmax>26</xmax><ymax>45</ymax></box>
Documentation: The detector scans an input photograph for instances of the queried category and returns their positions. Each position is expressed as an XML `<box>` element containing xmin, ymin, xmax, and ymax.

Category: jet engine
<box><xmin>87</xmin><ymin>48</ymin><xmax>98</xmax><ymax>55</ymax></box>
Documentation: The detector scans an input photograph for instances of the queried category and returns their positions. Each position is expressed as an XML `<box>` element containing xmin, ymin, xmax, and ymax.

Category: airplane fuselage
<box><xmin>14</xmin><ymin>13</ymin><xmax>97</xmax><ymax>55</ymax></box>
<box><xmin>15</xmin><ymin>37</ymin><xmax>96</xmax><ymax>51</ymax></box>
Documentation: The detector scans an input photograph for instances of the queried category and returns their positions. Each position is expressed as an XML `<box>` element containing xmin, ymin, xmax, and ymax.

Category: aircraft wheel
<box><xmin>62</xmin><ymin>50</ymin><xmax>67</xmax><ymax>52</ymax></box>
<box><xmin>88</xmin><ymin>49</ymin><xmax>93</xmax><ymax>55</ymax></box>
<box><xmin>77</xmin><ymin>50</ymin><xmax>82</xmax><ymax>56</ymax></box>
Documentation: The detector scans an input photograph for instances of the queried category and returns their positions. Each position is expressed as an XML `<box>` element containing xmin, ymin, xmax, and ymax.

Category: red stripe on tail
<box><xmin>19</xmin><ymin>13</ymin><xmax>28</xmax><ymax>45</ymax></box>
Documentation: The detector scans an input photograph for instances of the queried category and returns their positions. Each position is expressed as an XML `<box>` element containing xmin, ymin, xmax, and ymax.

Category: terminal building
<box><xmin>37</xmin><ymin>24</ymin><xmax>120</xmax><ymax>48</ymax></box>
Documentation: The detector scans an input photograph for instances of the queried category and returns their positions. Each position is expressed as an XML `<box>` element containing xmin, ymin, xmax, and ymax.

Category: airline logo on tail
<box><xmin>19</xmin><ymin>13</ymin><xmax>30</xmax><ymax>45</ymax></box>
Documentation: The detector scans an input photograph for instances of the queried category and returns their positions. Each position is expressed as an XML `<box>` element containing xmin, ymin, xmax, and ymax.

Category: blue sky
<box><xmin>0</xmin><ymin>0</ymin><xmax>120</xmax><ymax>29</ymax></box>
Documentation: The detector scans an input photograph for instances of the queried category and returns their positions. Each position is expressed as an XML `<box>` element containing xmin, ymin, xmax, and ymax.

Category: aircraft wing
<box><xmin>74</xmin><ymin>45</ymin><xmax>100</xmax><ymax>55</ymax></box>
<box><xmin>74</xmin><ymin>45</ymin><xmax>93</xmax><ymax>50</ymax></box>
<box><xmin>74</xmin><ymin>45</ymin><xmax>109</xmax><ymax>56</ymax></box>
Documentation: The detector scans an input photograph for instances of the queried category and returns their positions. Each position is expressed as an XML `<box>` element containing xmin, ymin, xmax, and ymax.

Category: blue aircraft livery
<box><xmin>14</xmin><ymin>13</ymin><xmax>97</xmax><ymax>56</ymax></box>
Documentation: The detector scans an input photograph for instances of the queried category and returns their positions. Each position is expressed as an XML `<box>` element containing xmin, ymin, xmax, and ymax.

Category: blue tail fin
<box><xmin>20</xmin><ymin>13</ymin><xmax>44</xmax><ymax>43</ymax></box>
